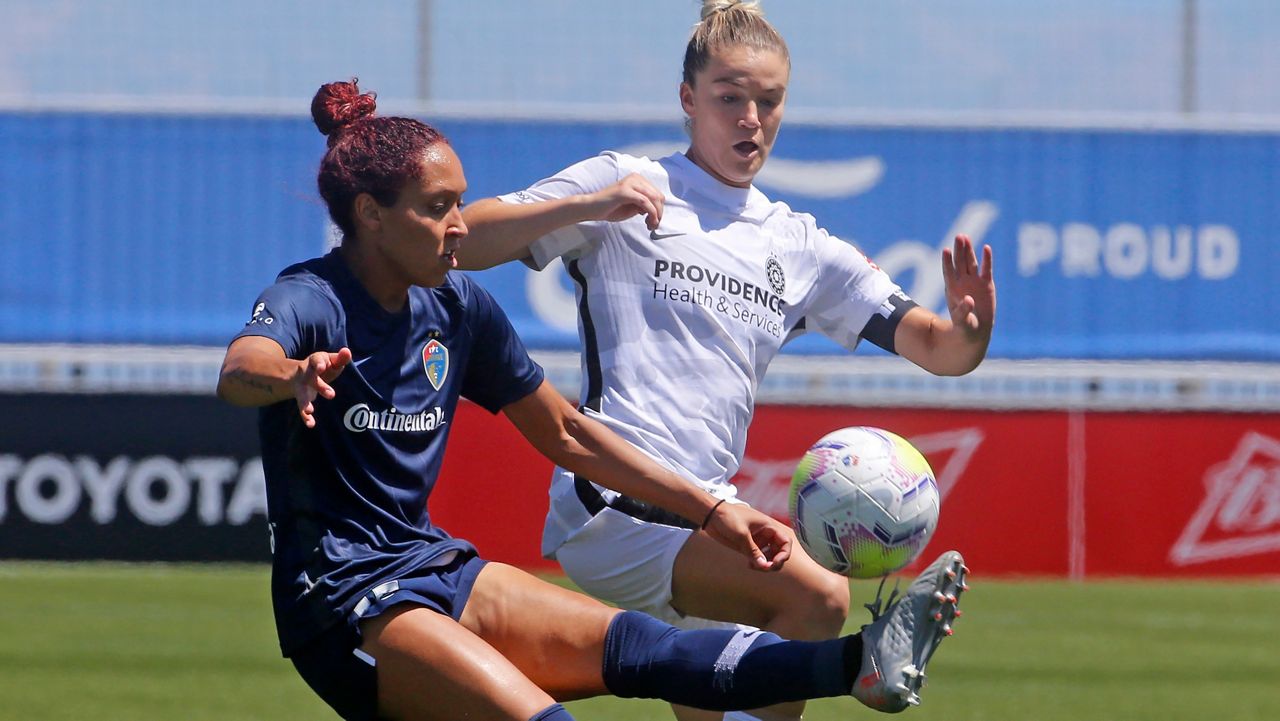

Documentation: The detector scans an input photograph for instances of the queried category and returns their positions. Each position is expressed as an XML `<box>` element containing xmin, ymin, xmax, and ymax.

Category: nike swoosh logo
<box><xmin>650</xmin><ymin>230</ymin><xmax>685</xmax><ymax>240</ymax></box>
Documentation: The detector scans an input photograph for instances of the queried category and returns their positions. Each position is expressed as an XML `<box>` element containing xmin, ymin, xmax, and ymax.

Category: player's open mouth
<box><xmin>443</xmin><ymin>250</ymin><xmax>457</xmax><ymax>266</ymax></box>
<box><xmin>733</xmin><ymin>141</ymin><xmax>759</xmax><ymax>157</ymax></box>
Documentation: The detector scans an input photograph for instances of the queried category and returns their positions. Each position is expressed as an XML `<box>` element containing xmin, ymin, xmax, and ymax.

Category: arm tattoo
<box><xmin>226</xmin><ymin>368</ymin><xmax>280</xmax><ymax>399</ymax></box>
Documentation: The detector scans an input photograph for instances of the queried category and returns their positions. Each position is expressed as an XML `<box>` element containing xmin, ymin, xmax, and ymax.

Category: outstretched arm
<box><xmin>217</xmin><ymin>335</ymin><xmax>352</xmax><ymax>428</ymax></box>
<box><xmin>457</xmin><ymin>173</ymin><xmax>665</xmax><ymax>270</ymax></box>
<box><xmin>502</xmin><ymin>381</ymin><xmax>791</xmax><ymax>571</ymax></box>
<box><xmin>893</xmin><ymin>234</ymin><xmax>996</xmax><ymax>376</ymax></box>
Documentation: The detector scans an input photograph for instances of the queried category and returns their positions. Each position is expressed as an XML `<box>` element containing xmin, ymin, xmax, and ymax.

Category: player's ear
<box><xmin>679</xmin><ymin>81</ymin><xmax>696</xmax><ymax>117</ymax></box>
<box><xmin>353</xmin><ymin>193</ymin><xmax>382</xmax><ymax>233</ymax></box>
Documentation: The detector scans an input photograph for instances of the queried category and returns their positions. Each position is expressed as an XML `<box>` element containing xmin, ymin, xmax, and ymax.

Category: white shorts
<box><xmin>552</xmin><ymin>507</ymin><xmax>752</xmax><ymax>632</ymax></box>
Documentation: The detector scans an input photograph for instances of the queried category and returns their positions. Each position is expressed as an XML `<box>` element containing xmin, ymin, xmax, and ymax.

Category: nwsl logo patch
<box><xmin>422</xmin><ymin>339</ymin><xmax>449</xmax><ymax>390</ymax></box>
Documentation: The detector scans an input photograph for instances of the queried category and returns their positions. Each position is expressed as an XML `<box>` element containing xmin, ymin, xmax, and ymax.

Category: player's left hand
<box><xmin>704</xmin><ymin>502</ymin><xmax>792</xmax><ymax>571</ymax></box>
<box><xmin>941</xmin><ymin>234</ymin><xmax>996</xmax><ymax>339</ymax></box>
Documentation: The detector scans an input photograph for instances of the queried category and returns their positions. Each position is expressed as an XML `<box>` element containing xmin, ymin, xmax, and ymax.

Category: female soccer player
<box><xmin>457</xmin><ymin>2</ymin><xmax>991</xmax><ymax>720</ymax></box>
<box><xmin>217</xmin><ymin>79</ymin><xmax>965</xmax><ymax>721</ymax></box>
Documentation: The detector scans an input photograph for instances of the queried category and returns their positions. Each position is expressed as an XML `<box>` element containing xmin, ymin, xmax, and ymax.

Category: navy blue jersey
<box><xmin>233</xmin><ymin>251</ymin><xmax>544</xmax><ymax>655</ymax></box>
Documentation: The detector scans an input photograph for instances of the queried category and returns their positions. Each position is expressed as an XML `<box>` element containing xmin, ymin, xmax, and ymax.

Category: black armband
<box><xmin>859</xmin><ymin>290</ymin><xmax>919</xmax><ymax>354</ymax></box>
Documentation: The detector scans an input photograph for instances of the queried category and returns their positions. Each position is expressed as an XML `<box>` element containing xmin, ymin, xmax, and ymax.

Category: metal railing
<box><xmin>4</xmin><ymin>344</ymin><xmax>1279</xmax><ymax>413</ymax></box>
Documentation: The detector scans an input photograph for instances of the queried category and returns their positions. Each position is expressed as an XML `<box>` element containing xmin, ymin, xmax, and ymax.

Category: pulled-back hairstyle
<box><xmin>311</xmin><ymin>79</ymin><xmax>448</xmax><ymax>240</ymax></box>
<box><xmin>683</xmin><ymin>0</ymin><xmax>790</xmax><ymax>85</ymax></box>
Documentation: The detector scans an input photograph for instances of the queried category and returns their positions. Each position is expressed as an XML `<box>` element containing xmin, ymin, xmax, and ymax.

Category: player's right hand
<box><xmin>704</xmin><ymin>502</ymin><xmax>793</xmax><ymax>572</ymax></box>
<box><xmin>583</xmin><ymin>173</ymin><xmax>665</xmax><ymax>230</ymax></box>
<box><xmin>294</xmin><ymin>347</ymin><xmax>352</xmax><ymax>428</ymax></box>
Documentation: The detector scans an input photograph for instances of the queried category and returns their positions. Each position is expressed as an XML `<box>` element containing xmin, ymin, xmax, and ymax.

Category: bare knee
<box><xmin>762</xmin><ymin>571</ymin><xmax>849</xmax><ymax>640</ymax></box>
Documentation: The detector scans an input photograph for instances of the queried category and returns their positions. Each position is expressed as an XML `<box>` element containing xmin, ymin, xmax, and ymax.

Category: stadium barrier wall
<box><xmin>0</xmin><ymin>393</ymin><xmax>266</xmax><ymax>562</ymax></box>
<box><xmin>435</xmin><ymin>402</ymin><xmax>1280</xmax><ymax>579</ymax></box>
<box><xmin>2</xmin><ymin>110</ymin><xmax>1278</xmax><ymax>360</ymax></box>
<box><xmin>4</xmin><ymin>390</ymin><xmax>1278</xmax><ymax>578</ymax></box>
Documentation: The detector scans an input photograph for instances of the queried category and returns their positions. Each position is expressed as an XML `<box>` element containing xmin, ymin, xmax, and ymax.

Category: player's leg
<box><xmin>671</xmin><ymin>527</ymin><xmax>848</xmax><ymax>640</ymax></box>
<box><xmin>671</xmin><ymin>523</ymin><xmax>849</xmax><ymax>721</ymax></box>
<box><xmin>458</xmin><ymin>561</ymin><xmax>856</xmax><ymax>711</ymax></box>
<box><xmin>288</xmin><ymin>594</ymin><xmax>571</xmax><ymax>721</ymax></box>
<box><xmin>518</xmin><ymin>500</ymin><xmax>968</xmax><ymax>715</ymax></box>
<box><xmin>550</xmin><ymin>510</ymin><xmax>740</xmax><ymax>720</ymax></box>
<box><xmin>671</xmin><ymin>705</ymin><xmax>723</xmax><ymax>721</ymax></box>
<box><xmin>312</xmin><ymin>551</ymin><xmax>966</xmax><ymax>720</ymax></box>
<box><xmin>552</xmin><ymin>508</ymin><xmax>847</xmax><ymax>721</ymax></box>
<box><xmin>359</xmin><ymin>603</ymin><xmax>567</xmax><ymax>721</ymax></box>
<box><xmin>676</xmin><ymin>542</ymin><xmax>970</xmax><ymax>713</ymax></box>
<box><xmin>554</xmin><ymin>505</ymin><xmax>850</xmax><ymax>638</ymax></box>
<box><xmin>659</xmin><ymin>615</ymin><xmax>797</xmax><ymax>721</ymax></box>
<box><xmin>457</xmin><ymin>561</ymin><xmax>621</xmax><ymax>699</ymax></box>
<box><xmin>672</xmin><ymin>699</ymin><xmax>796</xmax><ymax>721</ymax></box>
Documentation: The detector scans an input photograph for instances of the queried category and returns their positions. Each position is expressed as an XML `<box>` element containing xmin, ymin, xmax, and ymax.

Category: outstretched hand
<box><xmin>704</xmin><ymin>501</ymin><xmax>793</xmax><ymax>572</ymax></box>
<box><xmin>942</xmin><ymin>234</ymin><xmax>996</xmax><ymax>339</ymax></box>
<box><xmin>584</xmin><ymin>172</ymin><xmax>665</xmax><ymax>231</ymax></box>
<box><xmin>294</xmin><ymin>347</ymin><xmax>352</xmax><ymax>428</ymax></box>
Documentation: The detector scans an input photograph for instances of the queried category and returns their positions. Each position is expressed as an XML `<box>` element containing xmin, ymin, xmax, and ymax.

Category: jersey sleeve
<box><xmin>801</xmin><ymin>219</ymin><xmax>917</xmax><ymax>353</ymax></box>
<box><xmin>230</xmin><ymin>279</ymin><xmax>337</xmax><ymax>359</ymax></box>
<box><xmin>459</xmin><ymin>280</ymin><xmax>546</xmax><ymax>413</ymax></box>
<box><xmin>496</xmin><ymin>152</ymin><xmax>623</xmax><ymax>271</ymax></box>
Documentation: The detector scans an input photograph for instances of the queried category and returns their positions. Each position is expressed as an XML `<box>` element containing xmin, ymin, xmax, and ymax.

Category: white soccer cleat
<box><xmin>850</xmin><ymin>550</ymin><xmax>968</xmax><ymax>713</ymax></box>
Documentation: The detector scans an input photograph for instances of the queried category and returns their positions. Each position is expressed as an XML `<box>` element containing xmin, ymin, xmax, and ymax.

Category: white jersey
<box><xmin>499</xmin><ymin>152</ymin><xmax>905</xmax><ymax>556</ymax></box>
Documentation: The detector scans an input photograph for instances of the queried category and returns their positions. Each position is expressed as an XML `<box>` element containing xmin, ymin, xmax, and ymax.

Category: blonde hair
<box><xmin>683</xmin><ymin>0</ymin><xmax>790</xmax><ymax>85</ymax></box>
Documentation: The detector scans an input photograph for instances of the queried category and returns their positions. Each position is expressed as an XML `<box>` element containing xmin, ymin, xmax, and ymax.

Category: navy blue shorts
<box><xmin>288</xmin><ymin>552</ymin><xmax>488</xmax><ymax>721</ymax></box>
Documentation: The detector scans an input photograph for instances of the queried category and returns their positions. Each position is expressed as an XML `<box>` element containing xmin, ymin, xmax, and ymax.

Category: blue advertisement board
<box><xmin>1</xmin><ymin>111</ymin><xmax>1276</xmax><ymax>360</ymax></box>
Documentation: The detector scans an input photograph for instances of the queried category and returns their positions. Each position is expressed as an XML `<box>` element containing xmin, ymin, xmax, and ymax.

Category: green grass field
<box><xmin>0</xmin><ymin>562</ymin><xmax>1275</xmax><ymax>721</ymax></box>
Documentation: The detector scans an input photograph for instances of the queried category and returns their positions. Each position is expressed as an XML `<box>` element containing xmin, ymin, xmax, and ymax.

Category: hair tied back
<box><xmin>701</xmin><ymin>0</ymin><xmax>759</xmax><ymax>21</ymax></box>
<box><xmin>311</xmin><ymin>78</ymin><xmax>378</xmax><ymax>141</ymax></box>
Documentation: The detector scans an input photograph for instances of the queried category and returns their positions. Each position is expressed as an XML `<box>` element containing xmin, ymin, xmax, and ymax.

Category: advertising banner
<box><xmin>2</xmin><ymin>111</ymin><xmax>1277</xmax><ymax>360</ymax></box>
<box><xmin>0</xmin><ymin>393</ymin><xmax>268</xmax><ymax>562</ymax></box>
<box><xmin>715</xmin><ymin>406</ymin><xmax>1280</xmax><ymax>578</ymax></box>
<box><xmin>3</xmin><ymin>393</ymin><xmax>1278</xmax><ymax>576</ymax></box>
<box><xmin>430</xmin><ymin>403</ymin><xmax>1280</xmax><ymax>578</ymax></box>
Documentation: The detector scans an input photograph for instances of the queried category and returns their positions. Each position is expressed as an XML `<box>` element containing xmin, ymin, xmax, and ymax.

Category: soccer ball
<box><xmin>788</xmin><ymin>426</ymin><xmax>940</xmax><ymax>578</ymax></box>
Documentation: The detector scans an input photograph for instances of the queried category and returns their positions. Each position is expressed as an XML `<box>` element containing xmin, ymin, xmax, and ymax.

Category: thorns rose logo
<box><xmin>1170</xmin><ymin>432</ymin><xmax>1280</xmax><ymax>565</ymax></box>
<box><xmin>765</xmin><ymin>256</ymin><xmax>786</xmax><ymax>297</ymax></box>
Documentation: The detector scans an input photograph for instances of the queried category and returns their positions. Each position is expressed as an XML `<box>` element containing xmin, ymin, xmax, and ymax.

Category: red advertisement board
<box><xmin>1083</xmin><ymin>415</ymin><xmax>1280</xmax><ymax>577</ymax></box>
<box><xmin>432</xmin><ymin>402</ymin><xmax>1280</xmax><ymax>578</ymax></box>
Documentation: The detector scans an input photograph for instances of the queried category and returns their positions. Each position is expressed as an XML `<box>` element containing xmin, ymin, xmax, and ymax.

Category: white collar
<box><xmin>663</xmin><ymin>152</ymin><xmax>772</xmax><ymax>221</ymax></box>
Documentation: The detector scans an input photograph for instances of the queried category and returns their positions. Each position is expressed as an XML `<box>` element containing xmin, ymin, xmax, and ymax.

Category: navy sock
<box><xmin>601</xmin><ymin>610</ymin><xmax>850</xmax><ymax>711</ymax></box>
<box><xmin>528</xmin><ymin>702</ymin><xmax>575</xmax><ymax>721</ymax></box>
<box><xmin>843</xmin><ymin>632</ymin><xmax>863</xmax><ymax>682</ymax></box>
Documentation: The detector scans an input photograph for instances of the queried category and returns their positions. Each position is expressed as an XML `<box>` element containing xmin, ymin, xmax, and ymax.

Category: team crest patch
<box><xmin>766</xmin><ymin>256</ymin><xmax>786</xmax><ymax>296</ymax></box>
<box><xmin>422</xmin><ymin>339</ymin><xmax>449</xmax><ymax>390</ymax></box>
